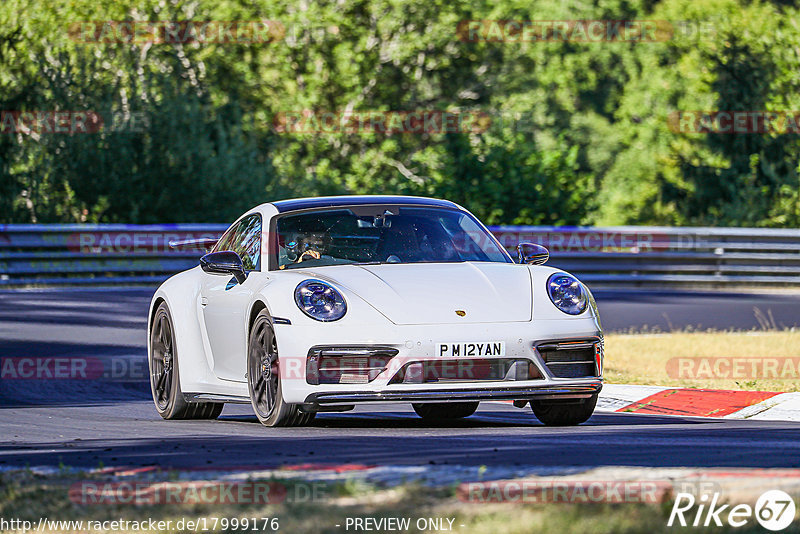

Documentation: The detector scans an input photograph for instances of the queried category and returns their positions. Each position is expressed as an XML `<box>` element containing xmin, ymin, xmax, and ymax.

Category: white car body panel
<box><xmin>199</xmin><ymin>272</ymin><xmax>257</xmax><ymax>382</ymax></box>
<box><xmin>148</xmin><ymin>196</ymin><xmax>603</xmax><ymax>408</ymax></box>
<box><xmin>308</xmin><ymin>262</ymin><xmax>532</xmax><ymax>325</ymax></box>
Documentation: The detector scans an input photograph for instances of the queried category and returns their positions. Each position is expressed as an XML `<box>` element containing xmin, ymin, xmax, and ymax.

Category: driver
<box><xmin>290</xmin><ymin>233</ymin><xmax>327</xmax><ymax>263</ymax></box>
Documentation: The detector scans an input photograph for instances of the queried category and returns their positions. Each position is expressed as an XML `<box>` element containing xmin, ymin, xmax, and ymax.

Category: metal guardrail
<box><xmin>492</xmin><ymin>226</ymin><xmax>800</xmax><ymax>287</ymax></box>
<box><xmin>0</xmin><ymin>224</ymin><xmax>227</xmax><ymax>287</ymax></box>
<box><xmin>0</xmin><ymin>224</ymin><xmax>798</xmax><ymax>287</ymax></box>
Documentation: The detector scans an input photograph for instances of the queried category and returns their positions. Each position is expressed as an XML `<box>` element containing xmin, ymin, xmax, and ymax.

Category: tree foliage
<box><xmin>0</xmin><ymin>0</ymin><xmax>798</xmax><ymax>226</ymax></box>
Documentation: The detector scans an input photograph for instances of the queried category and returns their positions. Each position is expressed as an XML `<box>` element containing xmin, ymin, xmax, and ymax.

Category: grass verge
<box><xmin>605</xmin><ymin>330</ymin><xmax>800</xmax><ymax>392</ymax></box>
<box><xmin>0</xmin><ymin>471</ymin><xmax>755</xmax><ymax>534</ymax></box>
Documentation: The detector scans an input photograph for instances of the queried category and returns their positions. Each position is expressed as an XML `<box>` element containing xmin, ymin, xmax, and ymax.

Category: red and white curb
<box><xmin>599</xmin><ymin>384</ymin><xmax>800</xmax><ymax>421</ymax></box>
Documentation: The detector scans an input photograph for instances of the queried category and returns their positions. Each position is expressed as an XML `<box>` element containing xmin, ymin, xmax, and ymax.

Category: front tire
<box><xmin>412</xmin><ymin>402</ymin><xmax>479</xmax><ymax>420</ymax></box>
<box><xmin>247</xmin><ymin>311</ymin><xmax>314</xmax><ymax>427</ymax></box>
<box><xmin>530</xmin><ymin>394</ymin><xmax>597</xmax><ymax>426</ymax></box>
<box><xmin>149</xmin><ymin>302</ymin><xmax>223</xmax><ymax>420</ymax></box>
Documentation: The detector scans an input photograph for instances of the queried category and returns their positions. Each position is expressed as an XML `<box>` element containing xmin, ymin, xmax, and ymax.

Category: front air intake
<box><xmin>536</xmin><ymin>339</ymin><xmax>601</xmax><ymax>378</ymax></box>
<box><xmin>306</xmin><ymin>346</ymin><xmax>399</xmax><ymax>385</ymax></box>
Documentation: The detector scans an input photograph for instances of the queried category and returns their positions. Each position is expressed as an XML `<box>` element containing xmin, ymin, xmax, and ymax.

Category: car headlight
<box><xmin>546</xmin><ymin>272</ymin><xmax>588</xmax><ymax>315</ymax></box>
<box><xmin>294</xmin><ymin>279</ymin><xmax>347</xmax><ymax>321</ymax></box>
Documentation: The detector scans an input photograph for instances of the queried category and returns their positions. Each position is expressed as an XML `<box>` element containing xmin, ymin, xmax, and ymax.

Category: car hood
<box><xmin>300</xmin><ymin>262</ymin><xmax>533</xmax><ymax>325</ymax></box>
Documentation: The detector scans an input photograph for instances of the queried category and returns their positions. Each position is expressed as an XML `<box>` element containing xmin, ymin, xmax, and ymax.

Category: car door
<box><xmin>200</xmin><ymin>214</ymin><xmax>263</xmax><ymax>382</ymax></box>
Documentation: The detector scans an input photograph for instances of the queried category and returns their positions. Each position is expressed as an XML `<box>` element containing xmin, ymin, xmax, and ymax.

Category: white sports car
<box><xmin>148</xmin><ymin>196</ymin><xmax>603</xmax><ymax>427</ymax></box>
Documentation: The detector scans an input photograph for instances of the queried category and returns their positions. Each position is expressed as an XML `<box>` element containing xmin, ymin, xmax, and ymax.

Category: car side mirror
<box><xmin>517</xmin><ymin>243</ymin><xmax>549</xmax><ymax>265</ymax></box>
<box><xmin>200</xmin><ymin>251</ymin><xmax>248</xmax><ymax>284</ymax></box>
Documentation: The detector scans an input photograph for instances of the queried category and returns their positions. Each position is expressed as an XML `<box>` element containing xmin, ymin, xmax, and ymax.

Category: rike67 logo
<box><xmin>668</xmin><ymin>490</ymin><xmax>796</xmax><ymax>531</ymax></box>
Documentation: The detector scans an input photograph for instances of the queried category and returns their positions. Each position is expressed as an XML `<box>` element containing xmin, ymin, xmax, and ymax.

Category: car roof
<box><xmin>269</xmin><ymin>195</ymin><xmax>461</xmax><ymax>213</ymax></box>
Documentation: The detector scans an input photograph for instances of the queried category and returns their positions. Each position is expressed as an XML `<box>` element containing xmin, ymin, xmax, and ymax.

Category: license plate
<box><xmin>436</xmin><ymin>341</ymin><xmax>505</xmax><ymax>357</ymax></box>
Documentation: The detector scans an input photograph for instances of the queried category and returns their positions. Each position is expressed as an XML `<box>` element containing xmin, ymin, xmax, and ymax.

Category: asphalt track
<box><xmin>0</xmin><ymin>287</ymin><xmax>799</xmax><ymax>472</ymax></box>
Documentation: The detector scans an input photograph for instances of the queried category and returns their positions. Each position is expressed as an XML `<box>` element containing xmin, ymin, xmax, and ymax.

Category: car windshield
<box><xmin>274</xmin><ymin>205</ymin><xmax>511</xmax><ymax>270</ymax></box>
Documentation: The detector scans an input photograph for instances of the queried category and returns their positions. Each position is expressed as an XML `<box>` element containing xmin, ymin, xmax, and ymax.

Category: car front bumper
<box><xmin>303</xmin><ymin>382</ymin><xmax>602</xmax><ymax>408</ymax></box>
<box><xmin>276</xmin><ymin>315</ymin><xmax>603</xmax><ymax>405</ymax></box>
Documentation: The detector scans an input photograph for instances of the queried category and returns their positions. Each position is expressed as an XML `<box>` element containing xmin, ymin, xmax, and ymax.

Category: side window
<box><xmin>231</xmin><ymin>214</ymin><xmax>262</xmax><ymax>271</ymax></box>
<box><xmin>212</xmin><ymin>214</ymin><xmax>262</xmax><ymax>271</ymax></box>
<box><xmin>213</xmin><ymin>223</ymin><xmax>238</xmax><ymax>253</ymax></box>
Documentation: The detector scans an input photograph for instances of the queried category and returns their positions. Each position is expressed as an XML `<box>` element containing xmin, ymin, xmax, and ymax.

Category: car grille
<box><xmin>537</xmin><ymin>340</ymin><xmax>601</xmax><ymax>378</ymax></box>
<box><xmin>306</xmin><ymin>346</ymin><xmax>399</xmax><ymax>385</ymax></box>
<box><xmin>389</xmin><ymin>358</ymin><xmax>543</xmax><ymax>384</ymax></box>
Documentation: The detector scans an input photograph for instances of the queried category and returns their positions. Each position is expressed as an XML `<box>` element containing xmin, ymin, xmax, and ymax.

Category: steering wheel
<box><xmin>297</xmin><ymin>250</ymin><xmax>321</xmax><ymax>263</ymax></box>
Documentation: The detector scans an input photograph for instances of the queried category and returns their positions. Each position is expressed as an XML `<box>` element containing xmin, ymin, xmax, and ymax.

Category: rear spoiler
<box><xmin>168</xmin><ymin>237</ymin><xmax>218</xmax><ymax>251</ymax></box>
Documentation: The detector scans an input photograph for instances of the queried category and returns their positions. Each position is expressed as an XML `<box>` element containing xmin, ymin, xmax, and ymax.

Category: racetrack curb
<box><xmin>598</xmin><ymin>384</ymin><xmax>800</xmax><ymax>421</ymax></box>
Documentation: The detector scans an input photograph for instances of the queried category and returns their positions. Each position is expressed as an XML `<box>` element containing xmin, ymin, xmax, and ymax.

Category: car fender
<box><xmin>148</xmin><ymin>266</ymin><xmax>223</xmax><ymax>395</ymax></box>
<box><xmin>252</xmin><ymin>270</ymin><xmax>396</xmax><ymax>328</ymax></box>
<box><xmin>251</xmin><ymin>270</ymin><xmax>396</xmax><ymax>393</ymax></box>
